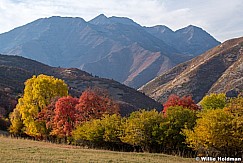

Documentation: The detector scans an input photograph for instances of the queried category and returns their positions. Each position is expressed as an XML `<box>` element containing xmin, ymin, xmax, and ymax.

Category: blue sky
<box><xmin>0</xmin><ymin>0</ymin><xmax>242</xmax><ymax>42</ymax></box>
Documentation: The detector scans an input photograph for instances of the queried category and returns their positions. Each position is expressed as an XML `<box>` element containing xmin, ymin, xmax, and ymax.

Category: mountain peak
<box><xmin>148</xmin><ymin>25</ymin><xmax>174</xmax><ymax>33</ymax></box>
<box><xmin>187</xmin><ymin>24</ymin><xmax>199</xmax><ymax>28</ymax></box>
<box><xmin>89</xmin><ymin>14</ymin><xmax>111</xmax><ymax>25</ymax></box>
<box><xmin>173</xmin><ymin>24</ymin><xmax>220</xmax><ymax>55</ymax></box>
<box><xmin>94</xmin><ymin>14</ymin><xmax>108</xmax><ymax>20</ymax></box>
<box><xmin>44</xmin><ymin>16</ymin><xmax>85</xmax><ymax>21</ymax></box>
<box><xmin>89</xmin><ymin>14</ymin><xmax>140</xmax><ymax>27</ymax></box>
<box><xmin>175</xmin><ymin>25</ymin><xmax>203</xmax><ymax>34</ymax></box>
<box><xmin>109</xmin><ymin>16</ymin><xmax>140</xmax><ymax>27</ymax></box>
<box><xmin>97</xmin><ymin>13</ymin><xmax>107</xmax><ymax>17</ymax></box>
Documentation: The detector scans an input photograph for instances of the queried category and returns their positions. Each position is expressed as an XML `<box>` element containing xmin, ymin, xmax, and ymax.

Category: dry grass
<box><xmin>0</xmin><ymin>136</ymin><xmax>197</xmax><ymax>163</ymax></box>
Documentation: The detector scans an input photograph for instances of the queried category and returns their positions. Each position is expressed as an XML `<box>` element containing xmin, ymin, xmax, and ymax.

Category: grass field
<box><xmin>0</xmin><ymin>136</ymin><xmax>197</xmax><ymax>163</ymax></box>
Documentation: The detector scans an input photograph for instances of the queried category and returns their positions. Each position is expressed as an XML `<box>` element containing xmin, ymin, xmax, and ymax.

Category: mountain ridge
<box><xmin>139</xmin><ymin>36</ymin><xmax>243</xmax><ymax>103</ymax></box>
<box><xmin>0</xmin><ymin>54</ymin><xmax>162</xmax><ymax>116</ymax></box>
<box><xmin>0</xmin><ymin>15</ymin><xmax>220</xmax><ymax>88</ymax></box>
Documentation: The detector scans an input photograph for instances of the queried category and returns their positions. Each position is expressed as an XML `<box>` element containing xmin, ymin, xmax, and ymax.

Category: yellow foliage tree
<box><xmin>72</xmin><ymin>114</ymin><xmax>123</xmax><ymax>144</ymax></box>
<box><xmin>9</xmin><ymin>108</ymin><xmax>24</xmax><ymax>135</ymax></box>
<box><xmin>199</xmin><ymin>93</ymin><xmax>226</xmax><ymax>110</ymax></box>
<box><xmin>120</xmin><ymin>109</ymin><xmax>163</xmax><ymax>152</ymax></box>
<box><xmin>184</xmin><ymin>98</ymin><xmax>243</xmax><ymax>157</ymax></box>
<box><xmin>11</xmin><ymin>74</ymin><xmax>68</xmax><ymax>137</ymax></box>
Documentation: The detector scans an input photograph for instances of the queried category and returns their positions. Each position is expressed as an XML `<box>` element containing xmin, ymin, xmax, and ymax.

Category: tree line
<box><xmin>1</xmin><ymin>74</ymin><xmax>242</xmax><ymax>158</ymax></box>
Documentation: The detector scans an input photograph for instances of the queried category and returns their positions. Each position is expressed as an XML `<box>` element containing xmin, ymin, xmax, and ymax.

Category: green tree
<box><xmin>12</xmin><ymin>74</ymin><xmax>68</xmax><ymax>137</ymax></box>
<box><xmin>72</xmin><ymin>118</ymin><xmax>104</xmax><ymax>143</ymax></box>
<box><xmin>120</xmin><ymin>109</ymin><xmax>163</xmax><ymax>152</ymax></box>
<box><xmin>101</xmin><ymin>114</ymin><xmax>123</xmax><ymax>143</ymax></box>
<box><xmin>159</xmin><ymin>106</ymin><xmax>198</xmax><ymax>151</ymax></box>
<box><xmin>73</xmin><ymin>114</ymin><xmax>123</xmax><ymax>144</ymax></box>
<box><xmin>199</xmin><ymin>93</ymin><xmax>226</xmax><ymax>110</ymax></box>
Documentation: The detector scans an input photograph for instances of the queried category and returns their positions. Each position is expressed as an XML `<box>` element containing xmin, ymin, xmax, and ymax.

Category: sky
<box><xmin>0</xmin><ymin>0</ymin><xmax>242</xmax><ymax>42</ymax></box>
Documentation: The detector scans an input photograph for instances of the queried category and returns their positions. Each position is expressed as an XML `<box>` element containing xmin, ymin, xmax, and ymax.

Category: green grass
<box><xmin>0</xmin><ymin>136</ymin><xmax>197</xmax><ymax>163</ymax></box>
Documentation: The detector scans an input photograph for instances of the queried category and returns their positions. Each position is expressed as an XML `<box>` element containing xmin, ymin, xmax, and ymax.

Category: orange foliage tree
<box><xmin>75</xmin><ymin>89</ymin><xmax>119</xmax><ymax>123</ymax></box>
<box><xmin>51</xmin><ymin>96</ymin><xmax>79</xmax><ymax>138</ymax></box>
<box><xmin>37</xmin><ymin>98</ymin><xmax>58</xmax><ymax>137</ymax></box>
<box><xmin>163</xmin><ymin>94</ymin><xmax>199</xmax><ymax>114</ymax></box>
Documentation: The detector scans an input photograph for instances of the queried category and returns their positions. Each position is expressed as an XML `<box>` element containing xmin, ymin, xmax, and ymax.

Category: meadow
<box><xmin>0</xmin><ymin>136</ymin><xmax>197</xmax><ymax>163</ymax></box>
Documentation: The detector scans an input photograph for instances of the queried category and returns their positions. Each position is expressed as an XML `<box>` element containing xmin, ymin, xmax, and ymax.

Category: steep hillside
<box><xmin>139</xmin><ymin>37</ymin><xmax>243</xmax><ymax>103</ymax></box>
<box><xmin>0</xmin><ymin>54</ymin><xmax>162</xmax><ymax>116</ymax></box>
<box><xmin>0</xmin><ymin>15</ymin><xmax>219</xmax><ymax>88</ymax></box>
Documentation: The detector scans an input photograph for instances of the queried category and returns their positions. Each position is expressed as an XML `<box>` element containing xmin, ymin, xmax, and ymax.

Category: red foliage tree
<box><xmin>75</xmin><ymin>89</ymin><xmax>119</xmax><ymax>123</ymax></box>
<box><xmin>163</xmin><ymin>94</ymin><xmax>199</xmax><ymax>114</ymax></box>
<box><xmin>51</xmin><ymin>96</ymin><xmax>79</xmax><ymax>138</ymax></box>
<box><xmin>37</xmin><ymin>98</ymin><xmax>58</xmax><ymax>133</ymax></box>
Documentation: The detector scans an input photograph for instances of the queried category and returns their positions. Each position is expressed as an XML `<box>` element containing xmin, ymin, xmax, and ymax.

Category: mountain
<box><xmin>139</xmin><ymin>37</ymin><xmax>243</xmax><ymax>103</ymax></box>
<box><xmin>145</xmin><ymin>25</ymin><xmax>220</xmax><ymax>56</ymax></box>
<box><xmin>144</xmin><ymin>25</ymin><xmax>176</xmax><ymax>46</ymax></box>
<box><xmin>0</xmin><ymin>15</ymin><xmax>220</xmax><ymax>88</ymax></box>
<box><xmin>0</xmin><ymin>54</ymin><xmax>162</xmax><ymax>116</ymax></box>
<box><xmin>89</xmin><ymin>14</ymin><xmax>140</xmax><ymax>27</ymax></box>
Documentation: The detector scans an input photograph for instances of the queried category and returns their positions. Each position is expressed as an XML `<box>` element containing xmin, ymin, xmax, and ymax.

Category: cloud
<box><xmin>159</xmin><ymin>0</ymin><xmax>243</xmax><ymax>41</ymax></box>
<box><xmin>0</xmin><ymin>0</ymin><xmax>242</xmax><ymax>41</ymax></box>
<box><xmin>0</xmin><ymin>0</ymin><xmax>55</xmax><ymax>33</ymax></box>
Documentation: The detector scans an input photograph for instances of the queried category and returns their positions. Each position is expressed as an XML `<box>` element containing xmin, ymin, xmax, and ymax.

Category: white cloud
<box><xmin>0</xmin><ymin>0</ymin><xmax>242</xmax><ymax>41</ymax></box>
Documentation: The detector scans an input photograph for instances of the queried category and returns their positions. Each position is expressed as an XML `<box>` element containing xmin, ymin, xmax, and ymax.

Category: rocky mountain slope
<box><xmin>145</xmin><ymin>25</ymin><xmax>220</xmax><ymax>56</ymax></box>
<box><xmin>0</xmin><ymin>15</ymin><xmax>220</xmax><ymax>88</ymax></box>
<box><xmin>0</xmin><ymin>54</ymin><xmax>162</xmax><ymax>116</ymax></box>
<box><xmin>139</xmin><ymin>37</ymin><xmax>243</xmax><ymax>103</ymax></box>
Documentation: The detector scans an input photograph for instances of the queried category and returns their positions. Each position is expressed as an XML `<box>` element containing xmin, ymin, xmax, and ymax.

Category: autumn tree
<box><xmin>184</xmin><ymin>109</ymin><xmax>235</xmax><ymax>156</ymax></box>
<box><xmin>199</xmin><ymin>93</ymin><xmax>226</xmax><ymax>110</ymax></box>
<box><xmin>159</xmin><ymin>106</ymin><xmax>198</xmax><ymax>152</ymax></box>
<box><xmin>222</xmin><ymin>97</ymin><xmax>243</xmax><ymax>155</ymax></box>
<box><xmin>101</xmin><ymin>114</ymin><xmax>123</xmax><ymax>143</ymax></box>
<box><xmin>51</xmin><ymin>96</ymin><xmax>79</xmax><ymax>138</ymax></box>
<box><xmin>225</xmin><ymin>96</ymin><xmax>243</xmax><ymax>115</ymax></box>
<box><xmin>73</xmin><ymin>114</ymin><xmax>123</xmax><ymax>147</ymax></box>
<box><xmin>37</xmin><ymin>97</ymin><xmax>59</xmax><ymax>137</ymax></box>
<box><xmin>184</xmin><ymin>96</ymin><xmax>243</xmax><ymax>157</ymax></box>
<box><xmin>75</xmin><ymin>89</ymin><xmax>119</xmax><ymax>123</ymax></box>
<box><xmin>120</xmin><ymin>109</ymin><xmax>163</xmax><ymax>152</ymax></box>
<box><xmin>11</xmin><ymin>74</ymin><xmax>68</xmax><ymax>137</ymax></box>
<box><xmin>163</xmin><ymin>94</ymin><xmax>199</xmax><ymax>114</ymax></box>
<box><xmin>9</xmin><ymin>108</ymin><xmax>24</xmax><ymax>135</ymax></box>
<box><xmin>72</xmin><ymin>119</ymin><xmax>104</xmax><ymax>144</ymax></box>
